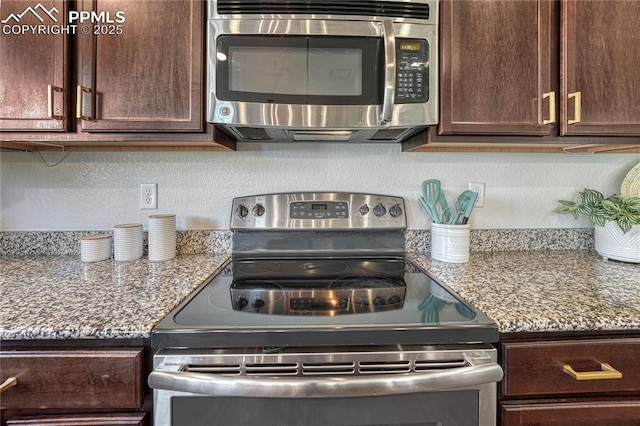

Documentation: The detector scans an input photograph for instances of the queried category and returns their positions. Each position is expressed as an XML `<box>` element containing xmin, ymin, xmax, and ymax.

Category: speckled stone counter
<box><xmin>1</xmin><ymin>251</ymin><xmax>639</xmax><ymax>341</ymax></box>
<box><xmin>408</xmin><ymin>251</ymin><xmax>640</xmax><ymax>334</ymax></box>
<box><xmin>0</xmin><ymin>254</ymin><xmax>229</xmax><ymax>340</ymax></box>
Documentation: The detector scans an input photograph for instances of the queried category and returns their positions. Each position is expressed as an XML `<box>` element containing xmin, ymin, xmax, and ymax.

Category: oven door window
<box><xmin>169</xmin><ymin>391</ymin><xmax>478</xmax><ymax>426</ymax></box>
<box><xmin>216</xmin><ymin>35</ymin><xmax>383</xmax><ymax>105</ymax></box>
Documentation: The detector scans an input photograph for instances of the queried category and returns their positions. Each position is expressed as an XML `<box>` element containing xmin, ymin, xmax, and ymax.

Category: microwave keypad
<box><xmin>396</xmin><ymin>39</ymin><xmax>429</xmax><ymax>103</ymax></box>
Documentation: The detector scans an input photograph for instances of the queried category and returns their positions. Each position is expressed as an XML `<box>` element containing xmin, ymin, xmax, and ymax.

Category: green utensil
<box><xmin>419</xmin><ymin>196</ymin><xmax>440</xmax><ymax>223</ymax></box>
<box><xmin>421</xmin><ymin>179</ymin><xmax>442</xmax><ymax>223</ymax></box>
<box><xmin>456</xmin><ymin>190</ymin><xmax>478</xmax><ymax>224</ymax></box>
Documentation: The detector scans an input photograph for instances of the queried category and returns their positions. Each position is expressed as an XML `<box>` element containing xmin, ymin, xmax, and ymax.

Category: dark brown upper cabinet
<box><xmin>0</xmin><ymin>0</ymin><xmax>233</xmax><ymax>150</ymax></box>
<box><xmin>76</xmin><ymin>0</ymin><xmax>203</xmax><ymax>132</ymax></box>
<box><xmin>561</xmin><ymin>0</ymin><xmax>640</xmax><ymax>136</ymax></box>
<box><xmin>438</xmin><ymin>0</ymin><xmax>640</xmax><ymax>139</ymax></box>
<box><xmin>0</xmin><ymin>0</ymin><xmax>69</xmax><ymax>132</ymax></box>
<box><xmin>439</xmin><ymin>0</ymin><xmax>555</xmax><ymax>136</ymax></box>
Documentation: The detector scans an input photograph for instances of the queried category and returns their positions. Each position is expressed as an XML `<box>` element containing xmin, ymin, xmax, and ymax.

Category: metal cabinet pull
<box><xmin>568</xmin><ymin>91</ymin><xmax>581</xmax><ymax>124</ymax></box>
<box><xmin>0</xmin><ymin>377</ymin><xmax>18</xmax><ymax>393</ymax></box>
<box><xmin>76</xmin><ymin>85</ymin><xmax>91</xmax><ymax>120</ymax></box>
<box><xmin>542</xmin><ymin>91</ymin><xmax>556</xmax><ymax>124</ymax></box>
<box><xmin>562</xmin><ymin>362</ymin><xmax>622</xmax><ymax>381</ymax></box>
<box><xmin>47</xmin><ymin>85</ymin><xmax>63</xmax><ymax>120</ymax></box>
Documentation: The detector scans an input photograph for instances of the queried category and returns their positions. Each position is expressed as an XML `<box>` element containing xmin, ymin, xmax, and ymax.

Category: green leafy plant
<box><xmin>557</xmin><ymin>188</ymin><xmax>640</xmax><ymax>234</ymax></box>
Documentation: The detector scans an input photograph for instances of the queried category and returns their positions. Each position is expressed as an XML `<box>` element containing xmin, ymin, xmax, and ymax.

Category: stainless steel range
<box><xmin>149</xmin><ymin>192</ymin><xmax>503</xmax><ymax>426</ymax></box>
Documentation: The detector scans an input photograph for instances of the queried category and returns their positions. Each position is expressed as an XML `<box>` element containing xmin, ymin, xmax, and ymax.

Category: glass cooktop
<box><xmin>152</xmin><ymin>257</ymin><xmax>499</xmax><ymax>348</ymax></box>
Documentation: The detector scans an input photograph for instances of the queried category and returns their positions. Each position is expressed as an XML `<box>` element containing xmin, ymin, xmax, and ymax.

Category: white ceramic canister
<box><xmin>148</xmin><ymin>214</ymin><xmax>176</xmax><ymax>262</ymax></box>
<box><xmin>430</xmin><ymin>223</ymin><xmax>471</xmax><ymax>263</ymax></box>
<box><xmin>113</xmin><ymin>223</ymin><xmax>144</xmax><ymax>261</ymax></box>
<box><xmin>80</xmin><ymin>234</ymin><xmax>112</xmax><ymax>262</ymax></box>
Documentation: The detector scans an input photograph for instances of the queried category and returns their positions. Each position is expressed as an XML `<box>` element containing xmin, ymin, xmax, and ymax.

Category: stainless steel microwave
<box><xmin>207</xmin><ymin>0</ymin><xmax>439</xmax><ymax>143</ymax></box>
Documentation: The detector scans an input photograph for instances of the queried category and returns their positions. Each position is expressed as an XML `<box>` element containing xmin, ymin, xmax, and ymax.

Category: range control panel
<box><xmin>230</xmin><ymin>192</ymin><xmax>405</xmax><ymax>230</ymax></box>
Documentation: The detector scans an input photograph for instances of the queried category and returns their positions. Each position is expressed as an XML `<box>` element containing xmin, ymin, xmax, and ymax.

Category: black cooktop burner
<box><xmin>228</xmin><ymin>258</ymin><xmax>407</xmax><ymax>315</ymax></box>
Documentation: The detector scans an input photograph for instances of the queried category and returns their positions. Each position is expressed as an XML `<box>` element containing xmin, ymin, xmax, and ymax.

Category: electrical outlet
<box><xmin>468</xmin><ymin>182</ymin><xmax>485</xmax><ymax>208</ymax></box>
<box><xmin>140</xmin><ymin>183</ymin><xmax>158</xmax><ymax>210</ymax></box>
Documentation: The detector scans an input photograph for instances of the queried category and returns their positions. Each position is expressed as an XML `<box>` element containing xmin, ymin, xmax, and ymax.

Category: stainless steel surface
<box><xmin>230</xmin><ymin>192</ymin><xmax>406</xmax><ymax>230</ymax></box>
<box><xmin>151</xmin><ymin>189</ymin><xmax>501</xmax><ymax>426</ymax></box>
<box><xmin>206</xmin><ymin>1</ymin><xmax>438</xmax><ymax>143</ymax></box>
<box><xmin>381</xmin><ymin>19</ymin><xmax>396</xmax><ymax>125</ymax></box>
<box><xmin>150</xmin><ymin>345</ymin><xmax>502</xmax><ymax>398</ymax></box>
<box><xmin>210</xmin><ymin>0</ymin><xmax>437</xmax><ymax>23</ymax></box>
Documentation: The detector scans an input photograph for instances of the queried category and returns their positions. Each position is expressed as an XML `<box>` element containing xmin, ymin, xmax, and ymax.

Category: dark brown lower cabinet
<box><xmin>0</xmin><ymin>346</ymin><xmax>150</xmax><ymax>426</ymax></box>
<box><xmin>502</xmin><ymin>399</ymin><xmax>640</xmax><ymax>425</ymax></box>
<box><xmin>499</xmin><ymin>335</ymin><xmax>640</xmax><ymax>426</ymax></box>
<box><xmin>7</xmin><ymin>413</ymin><xmax>145</xmax><ymax>426</ymax></box>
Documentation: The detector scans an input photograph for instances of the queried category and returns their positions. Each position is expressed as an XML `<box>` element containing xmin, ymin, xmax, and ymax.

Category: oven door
<box><xmin>149</xmin><ymin>347</ymin><xmax>502</xmax><ymax>426</ymax></box>
<box><xmin>207</xmin><ymin>19</ymin><xmax>438</xmax><ymax>129</ymax></box>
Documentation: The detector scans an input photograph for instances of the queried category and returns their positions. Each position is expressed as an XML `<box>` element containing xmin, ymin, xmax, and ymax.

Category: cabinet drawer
<box><xmin>0</xmin><ymin>349</ymin><xmax>143</xmax><ymax>410</ymax></box>
<box><xmin>502</xmin><ymin>338</ymin><xmax>640</xmax><ymax>398</ymax></box>
<box><xmin>501</xmin><ymin>399</ymin><xmax>640</xmax><ymax>426</ymax></box>
<box><xmin>7</xmin><ymin>413</ymin><xmax>146</xmax><ymax>426</ymax></box>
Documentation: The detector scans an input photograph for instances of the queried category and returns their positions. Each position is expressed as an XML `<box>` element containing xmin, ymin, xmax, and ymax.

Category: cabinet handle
<box><xmin>0</xmin><ymin>377</ymin><xmax>18</xmax><ymax>393</ymax></box>
<box><xmin>47</xmin><ymin>85</ymin><xmax>63</xmax><ymax>120</ymax></box>
<box><xmin>562</xmin><ymin>362</ymin><xmax>622</xmax><ymax>381</ymax></box>
<box><xmin>568</xmin><ymin>91</ymin><xmax>581</xmax><ymax>124</ymax></box>
<box><xmin>76</xmin><ymin>85</ymin><xmax>91</xmax><ymax>120</ymax></box>
<box><xmin>542</xmin><ymin>91</ymin><xmax>556</xmax><ymax>125</ymax></box>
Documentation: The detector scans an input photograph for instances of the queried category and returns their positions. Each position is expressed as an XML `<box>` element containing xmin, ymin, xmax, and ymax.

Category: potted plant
<box><xmin>557</xmin><ymin>188</ymin><xmax>640</xmax><ymax>263</ymax></box>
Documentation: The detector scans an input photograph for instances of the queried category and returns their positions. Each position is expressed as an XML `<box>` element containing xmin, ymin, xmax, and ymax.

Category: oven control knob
<box><xmin>389</xmin><ymin>204</ymin><xmax>403</xmax><ymax>218</ymax></box>
<box><xmin>358</xmin><ymin>204</ymin><xmax>370</xmax><ymax>215</ymax></box>
<box><xmin>373</xmin><ymin>203</ymin><xmax>386</xmax><ymax>217</ymax></box>
<box><xmin>252</xmin><ymin>203</ymin><xmax>265</xmax><ymax>217</ymax></box>
<box><xmin>252</xmin><ymin>298</ymin><xmax>265</xmax><ymax>309</ymax></box>
<box><xmin>235</xmin><ymin>204</ymin><xmax>249</xmax><ymax>219</ymax></box>
<box><xmin>235</xmin><ymin>296</ymin><xmax>248</xmax><ymax>310</ymax></box>
<box><xmin>373</xmin><ymin>296</ymin><xmax>386</xmax><ymax>306</ymax></box>
<box><xmin>389</xmin><ymin>295</ymin><xmax>402</xmax><ymax>305</ymax></box>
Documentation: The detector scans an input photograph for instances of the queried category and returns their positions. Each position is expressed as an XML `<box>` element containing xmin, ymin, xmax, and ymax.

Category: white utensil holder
<box><xmin>431</xmin><ymin>223</ymin><xmax>470</xmax><ymax>263</ymax></box>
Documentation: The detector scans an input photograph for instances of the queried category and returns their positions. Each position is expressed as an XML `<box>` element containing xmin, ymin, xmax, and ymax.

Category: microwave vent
<box><xmin>232</xmin><ymin>127</ymin><xmax>272</xmax><ymax>140</ymax></box>
<box><xmin>216</xmin><ymin>1</ymin><xmax>430</xmax><ymax>20</ymax></box>
<box><xmin>370</xmin><ymin>128</ymin><xmax>410</xmax><ymax>140</ymax></box>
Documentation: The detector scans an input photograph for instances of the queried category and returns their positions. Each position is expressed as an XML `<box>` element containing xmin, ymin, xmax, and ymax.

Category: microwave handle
<box><xmin>148</xmin><ymin>363</ymin><xmax>503</xmax><ymax>398</ymax></box>
<box><xmin>380</xmin><ymin>19</ymin><xmax>396</xmax><ymax>125</ymax></box>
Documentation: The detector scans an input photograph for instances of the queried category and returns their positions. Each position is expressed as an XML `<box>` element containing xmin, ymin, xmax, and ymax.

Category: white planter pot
<box><xmin>594</xmin><ymin>222</ymin><xmax>640</xmax><ymax>263</ymax></box>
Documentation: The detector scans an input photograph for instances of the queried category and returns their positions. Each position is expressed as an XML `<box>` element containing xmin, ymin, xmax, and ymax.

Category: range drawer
<box><xmin>501</xmin><ymin>338</ymin><xmax>640</xmax><ymax>398</ymax></box>
<box><xmin>0</xmin><ymin>349</ymin><xmax>144</xmax><ymax>409</ymax></box>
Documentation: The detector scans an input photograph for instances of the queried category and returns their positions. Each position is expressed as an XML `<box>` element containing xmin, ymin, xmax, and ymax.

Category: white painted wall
<box><xmin>1</xmin><ymin>143</ymin><xmax>638</xmax><ymax>231</ymax></box>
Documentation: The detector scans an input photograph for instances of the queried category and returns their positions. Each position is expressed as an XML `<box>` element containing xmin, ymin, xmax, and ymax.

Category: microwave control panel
<box><xmin>395</xmin><ymin>39</ymin><xmax>429</xmax><ymax>104</ymax></box>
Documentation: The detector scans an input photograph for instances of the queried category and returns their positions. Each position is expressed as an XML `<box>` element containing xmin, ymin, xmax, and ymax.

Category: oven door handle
<box><xmin>380</xmin><ymin>19</ymin><xmax>396</xmax><ymax>126</ymax></box>
<box><xmin>148</xmin><ymin>363</ymin><xmax>503</xmax><ymax>398</ymax></box>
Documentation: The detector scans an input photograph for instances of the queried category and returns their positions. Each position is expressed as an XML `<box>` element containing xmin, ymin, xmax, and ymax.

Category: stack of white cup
<box><xmin>80</xmin><ymin>234</ymin><xmax>112</xmax><ymax>262</ymax></box>
<box><xmin>113</xmin><ymin>223</ymin><xmax>144</xmax><ymax>261</ymax></box>
<box><xmin>148</xmin><ymin>214</ymin><xmax>176</xmax><ymax>262</ymax></box>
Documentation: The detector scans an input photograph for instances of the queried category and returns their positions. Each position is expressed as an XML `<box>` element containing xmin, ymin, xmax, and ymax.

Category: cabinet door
<box><xmin>439</xmin><ymin>0</ymin><xmax>556</xmax><ymax>136</ymax></box>
<box><xmin>502</xmin><ymin>400</ymin><xmax>640</xmax><ymax>426</ymax></box>
<box><xmin>77</xmin><ymin>0</ymin><xmax>203</xmax><ymax>132</ymax></box>
<box><xmin>0</xmin><ymin>0</ymin><xmax>68</xmax><ymax>131</ymax></box>
<box><xmin>561</xmin><ymin>0</ymin><xmax>640</xmax><ymax>136</ymax></box>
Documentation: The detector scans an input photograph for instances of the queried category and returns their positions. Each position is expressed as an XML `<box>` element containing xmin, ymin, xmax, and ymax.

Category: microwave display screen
<box><xmin>400</xmin><ymin>41</ymin><xmax>422</xmax><ymax>51</ymax></box>
<box><xmin>228</xmin><ymin>46</ymin><xmax>362</xmax><ymax>96</ymax></box>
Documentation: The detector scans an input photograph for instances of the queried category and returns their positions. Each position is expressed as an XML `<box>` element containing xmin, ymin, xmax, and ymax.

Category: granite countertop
<box><xmin>1</xmin><ymin>251</ymin><xmax>639</xmax><ymax>340</ymax></box>
<box><xmin>409</xmin><ymin>251</ymin><xmax>640</xmax><ymax>334</ymax></box>
<box><xmin>0</xmin><ymin>254</ymin><xmax>229</xmax><ymax>340</ymax></box>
